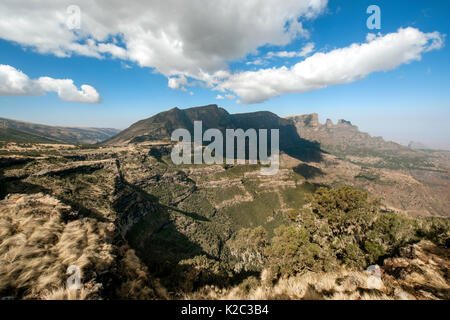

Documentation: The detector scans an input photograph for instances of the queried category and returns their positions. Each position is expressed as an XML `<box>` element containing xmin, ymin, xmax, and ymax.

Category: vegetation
<box><xmin>0</xmin><ymin>136</ymin><xmax>448</xmax><ymax>300</ymax></box>
<box><xmin>224</xmin><ymin>186</ymin><xmax>449</xmax><ymax>288</ymax></box>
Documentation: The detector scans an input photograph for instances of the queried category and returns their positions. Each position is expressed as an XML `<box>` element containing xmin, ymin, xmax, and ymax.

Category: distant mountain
<box><xmin>286</xmin><ymin>113</ymin><xmax>440</xmax><ymax>171</ymax></box>
<box><xmin>287</xmin><ymin>113</ymin><xmax>408</xmax><ymax>155</ymax></box>
<box><xmin>408</xmin><ymin>141</ymin><xmax>430</xmax><ymax>150</ymax></box>
<box><xmin>0</xmin><ymin>117</ymin><xmax>120</xmax><ymax>144</ymax></box>
<box><xmin>104</xmin><ymin>104</ymin><xmax>322</xmax><ymax>162</ymax></box>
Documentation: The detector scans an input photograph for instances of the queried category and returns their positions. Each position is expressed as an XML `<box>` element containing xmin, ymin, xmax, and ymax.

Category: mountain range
<box><xmin>0</xmin><ymin>104</ymin><xmax>449</xmax><ymax>300</ymax></box>
<box><xmin>0</xmin><ymin>117</ymin><xmax>120</xmax><ymax>144</ymax></box>
<box><xmin>2</xmin><ymin>104</ymin><xmax>449</xmax><ymax>218</ymax></box>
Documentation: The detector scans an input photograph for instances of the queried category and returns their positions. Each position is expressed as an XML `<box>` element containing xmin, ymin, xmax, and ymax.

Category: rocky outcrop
<box><xmin>383</xmin><ymin>240</ymin><xmax>450</xmax><ymax>299</ymax></box>
<box><xmin>286</xmin><ymin>113</ymin><xmax>404</xmax><ymax>153</ymax></box>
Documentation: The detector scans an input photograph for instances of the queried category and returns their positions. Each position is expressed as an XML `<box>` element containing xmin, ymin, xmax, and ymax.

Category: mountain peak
<box><xmin>337</xmin><ymin>119</ymin><xmax>353</xmax><ymax>126</ymax></box>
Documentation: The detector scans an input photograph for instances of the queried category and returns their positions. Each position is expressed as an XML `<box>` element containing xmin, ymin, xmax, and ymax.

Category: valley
<box><xmin>0</xmin><ymin>105</ymin><xmax>449</xmax><ymax>300</ymax></box>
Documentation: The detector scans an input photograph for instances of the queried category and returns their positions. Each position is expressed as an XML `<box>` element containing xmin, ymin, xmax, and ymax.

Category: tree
<box><xmin>266</xmin><ymin>225</ymin><xmax>321</xmax><ymax>276</ymax></box>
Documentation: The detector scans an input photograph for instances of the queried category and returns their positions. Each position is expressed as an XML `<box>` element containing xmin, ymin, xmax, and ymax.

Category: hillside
<box><xmin>0</xmin><ymin>117</ymin><xmax>120</xmax><ymax>144</ymax></box>
<box><xmin>286</xmin><ymin>113</ymin><xmax>450</xmax><ymax>217</ymax></box>
<box><xmin>105</xmin><ymin>105</ymin><xmax>450</xmax><ymax>217</ymax></box>
<box><xmin>0</xmin><ymin>141</ymin><xmax>448</xmax><ymax>300</ymax></box>
<box><xmin>0</xmin><ymin>106</ymin><xmax>448</xmax><ymax>300</ymax></box>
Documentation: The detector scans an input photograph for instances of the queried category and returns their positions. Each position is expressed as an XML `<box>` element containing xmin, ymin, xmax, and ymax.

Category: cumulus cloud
<box><xmin>267</xmin><ymin>42</ymin><xmax>315</xmax><ymax>58</ymax></box>
<box><xmin>217</xmin><ymin>28</ymin><xmax>444</xmax><ymax>103</ymax></box>
<box><xmin>0</xmin><ymin>2</ymin><xmax>443</xmax><ymax>104</ymax></box>
<box><xmin>0</xmin><ymin>0</ymin><xmax>327</xmax><ymax>80</ymax></box>
<box><xmin>246</xmin><ymin>58</ymin><xmax>267</xmax><ymax>66</ymax></box>
<box><xmin>0</xmin><ymin>64</ymin><xmax>101</xmax><ymax>103</ymax></box>
<box><xmin>168</xmin><ymin>75</ymin><xmax>188</xmax><ymax>91</ymax></box>
<box><xmin>0</xmin><ymin>65</ymin><xmax>42</xmax><ymax>96</ymax></box>
<box><xmin>216</xmin><ymin>93</ymin><xmax>235</xmax><ymax>100</ymax></box>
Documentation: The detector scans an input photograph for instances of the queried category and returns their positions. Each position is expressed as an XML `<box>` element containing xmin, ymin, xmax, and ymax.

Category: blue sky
<box><xmin>0</xmin><ymin>0</ymin><xmax>449</xmax><ymax>149</ymax></box>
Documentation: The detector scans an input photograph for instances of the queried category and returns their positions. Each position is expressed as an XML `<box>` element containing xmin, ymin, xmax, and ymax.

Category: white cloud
<box><xmin>121</xmin><ymin>62</ymin><xmax>132</xmax><ymax>69</ymax></box>
<box><xmin>168</xmin><ymin>75</ymin><xmax>188</xmax><ymax>91</ymax></box>
<box><xmin>0</xmin><ymin>65</ymin><xmax>42</xmax><ymax>96</ymax></box>
<box><xmin>0</xmin><ymin>2</ymin><xmax>443</xmax><ymax>104</ymax></box>
<box><xmin>217</xmin><ymin>28</ymin><xmax>444</xmax><ymax>103</ymax></box>
<box><xmin>268</xmin><ymin>42</ymin><xmax>315</xmax><ymax>58</ymax></box>
<box><xmin>216</xmin><ymin>93</ymin><xmax>235</xmax><ymax>100</ymax></box>
<box><xmin>0</xmin><ymin>64</ymin><xmax>101</xmax><ymax>103</ymax></box>
<box><xmin>246</xmin><ymin>58</ymin><xmax>267</xmax><ymax>66</ymax></box>
<box><xmin>37</xmin><ymin>77</ymin><xmax>100</xmax><ymax>103</ymax></box>
<box><xmin>0</xmin><ymin>0</ymin><xmax>327</xmax><ymax>80</ymax></box>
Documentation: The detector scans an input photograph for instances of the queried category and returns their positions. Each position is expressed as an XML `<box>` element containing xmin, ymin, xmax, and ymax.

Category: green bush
<box><xmin>365</xmin><ymin>212</ymin><xmax>415</xmax><ymax>260</ymax></box>
<box><xmin>308</xmin><ymin>186</ymin><xmax>378</xmax><ymax>238</ymax></box>
<box><xmin>364</xmin><ymin>241</ymin><xmax>387</xmax><ymax>264</ymax></box>
<box><xmin>415</xmin><ymin>217</ymin><xmax>450</xmax><ymax>247</ymax></box>
<box><xmin>266</xmin><ymin>225</ymin><xmax>321</xmax><ymax>276</ymax></box>
<box><xmin>228</xmin><ymin>226</ymin><xmax>268</xmax><ymax>272</ymax></box>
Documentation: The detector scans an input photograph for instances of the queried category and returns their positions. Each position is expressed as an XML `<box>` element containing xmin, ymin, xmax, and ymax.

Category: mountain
<box><xmin>0</xmin><ymin>105</ymin><xmax>449</xmax><ymax>300</ymax></box>
<box><xmin>104</xmin><ymin>105</ymin><xmax>229</xmax><ymax>144</ymax></box>
<box><xmin>1</xmin><ymin>131</ymin><xmax>448</xmax><ymax>300</ymax></box>
<box><xmin>0</xmin><ymin>117</ymin><xmax>120</xmax><ymax>144</ymax></box>
<box><xmin>286</xmin><ymin>113</ymin><xmax>450</xmax><ymax>217</ymax></box>
<box><xmin>0</xmin><ymin>126</ymin><xmax>62</xmax><ymax>144</ymax></box>
<box><xmin>104</xmin><ymin>104</ymin><xmax>322</xmax><ymax>162</ymax></box>
<box><xmin>408</xmin><ymin>141</ymin><xmax>430</xmax><ymax>150</ymax></box>
<box><xmin>287</xmin><ymin>113</ymin><xmax>409</xmax><ymax>155</ymax></box>
<box><xmin>104</xmin><ymin>106</ymin><xmax>450</xmax><ymax>217</ymax></box>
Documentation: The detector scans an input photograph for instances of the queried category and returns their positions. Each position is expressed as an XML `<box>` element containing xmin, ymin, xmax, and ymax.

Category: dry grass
<box><xmin>41</xmin><ymin>287</ymin><xmax>93</xmax><ymax>300</ymax></box>
<box><xmin>186</xmin><ymin>240</ymin><xmax>450</xmax><ymax>300</ymax></box>
<box><xmin>0</xmin><ymin>193</ymin><xmax>115</xmax><ymax>299</ymax></box>
<box><xmin>115</xmin><ymin>246</ymin><xmax>168</xmax><ymax>299</ymax></box>
<box><xmin>185</xmin><ymin>269</ymin><xmax>396</xmax><ymax>300</ymax></box>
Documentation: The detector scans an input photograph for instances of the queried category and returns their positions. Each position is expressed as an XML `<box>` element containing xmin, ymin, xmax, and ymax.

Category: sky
<box><xmin>0</xmin><ymin>0</ymin><xmax>449</xmax><ymax>149</ymax></box>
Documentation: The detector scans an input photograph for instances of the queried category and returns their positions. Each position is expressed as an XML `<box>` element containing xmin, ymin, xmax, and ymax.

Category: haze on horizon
<box><xmin>0</xmin><ymin>0</ymin><xmax>449</xmax><ymax>150</ymax></box>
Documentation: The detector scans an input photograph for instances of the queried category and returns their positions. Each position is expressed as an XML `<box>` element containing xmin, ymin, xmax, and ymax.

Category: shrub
<box><xmin>308</xmin><ymin>186</ymin><xmax>378</xmax><ymax>238</ymax></box>
<box><xmin>175</xmin><ymin>255</ymin><xmax>231</xmax><ymax>292</ymax></box>
<box><xmin>365</xmin><ymin>212</ymin><xmax>415</xmax><ymax>260</ymax></box>
<box><xmin>228</xmin><ymin>226</ymin><xmax>268</xmax><ymax>272</ymax></box>
<box><xmin>266</xmin><ymin>225</ymin><xmax>322</xmax><ymax>276</ymax></box>
<box><xmin>415</xmin><ymin>217</ymin><xmax>450</xmax><ymax>247</ymax></box>
<box><xmin>364</xmin><ymin>241</ymin><xmax>387</xmax><ymax>264</ymax></box>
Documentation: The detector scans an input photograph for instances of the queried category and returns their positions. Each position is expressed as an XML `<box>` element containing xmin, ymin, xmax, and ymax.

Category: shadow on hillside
<box><xmin>293</xmin><ymin>163</ymin><xmax>325</xmax><ymax>179</ymax></box>
<box><xmin>0</xmin><ymin>178</ymin><xmax>52</xmax><ymax>200</ymax></box>
<box><xmin>282</xmin><ymin>139</ymin><xmax>324</xmax><ymax>162</ymax></box>
<box><xmin>0</xmin><ymin>157</ymin><xmax>37</xmax><ymax>199</ymax></box>
<box><xmin>161</xmin><ymin>204</ymin><xmax>210</xmax><ymax>222</ymax></box>
<box><xmin>204</xmin><ymin>123</ymin><xmax>324</xmax><ymax>163</ymax></box>
<box><xmin>113</xmin><ymin>182</ymin><xmax>215</xmax><ymax>290</ymax></box>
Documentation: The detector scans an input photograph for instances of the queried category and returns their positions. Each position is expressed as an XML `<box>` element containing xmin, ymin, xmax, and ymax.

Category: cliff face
<box><xmin>286</xmin><ymin>113</ymin><xmax>402</xmax><ymax>153</ymax></box>
<box><xmin>285</xmin><ymin>113</ymin><xmax>450</xmax><ymax>217</ymax></box>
